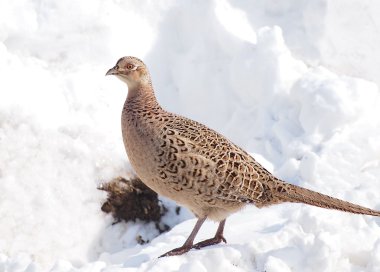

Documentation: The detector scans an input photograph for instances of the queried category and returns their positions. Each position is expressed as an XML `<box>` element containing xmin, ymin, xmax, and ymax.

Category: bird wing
<box><xmin>159</xmin><ymin>113</ymin><xmax>279</xmax><ymax>206</ymax></box>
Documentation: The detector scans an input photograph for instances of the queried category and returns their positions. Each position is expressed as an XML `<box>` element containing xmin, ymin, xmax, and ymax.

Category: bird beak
<box><xmin>106</xmin><ymin>66</ymin><xmax>118</xmax><ymax>76</ymax></box>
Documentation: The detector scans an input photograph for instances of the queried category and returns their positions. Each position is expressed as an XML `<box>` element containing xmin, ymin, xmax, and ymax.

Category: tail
<box><xmin>275</xmin><ymin>182</ymin><xmax>380</xmax><ymax>216</ymax></box>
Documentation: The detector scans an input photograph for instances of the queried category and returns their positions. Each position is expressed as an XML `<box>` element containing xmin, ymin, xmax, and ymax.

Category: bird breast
<box><xmin>121</xmin><ymin>111</ymin><xmax>159</xmax><ymax>183</ymax></box>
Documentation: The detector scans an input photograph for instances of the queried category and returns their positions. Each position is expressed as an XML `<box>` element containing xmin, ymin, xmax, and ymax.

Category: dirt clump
<box><xmin>98</xmin><ymin>176</ymin><xmax>168</xmax><ymax>224</ymax></box>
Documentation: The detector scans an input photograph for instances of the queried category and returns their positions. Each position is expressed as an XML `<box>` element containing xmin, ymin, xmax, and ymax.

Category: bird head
<box><xmin>106</xmin><ymin>56</ymin><xmax>151</xmax><ymax>90</ymax></box>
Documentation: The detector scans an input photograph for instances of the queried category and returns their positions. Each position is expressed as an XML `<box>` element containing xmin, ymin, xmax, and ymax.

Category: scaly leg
<box><xmin>192</xmin><ymin>219</ymin><xmax>227</xmax><ymax>250</ymax></box>
<box><xmin>159</xmin><ymin>217</ymin><xmax>207</xmax><ymax>257</ymax></box>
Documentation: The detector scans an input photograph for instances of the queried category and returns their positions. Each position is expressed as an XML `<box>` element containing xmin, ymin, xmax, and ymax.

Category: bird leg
<box><xmin>159</xmin><ymin>217</ymin><xmax>207</xmax><ymax>257</ymax></box>
<box><xmin>192</xmin><ymin>219</ymin><xmax>227</xmax><ymax>250</ymax></box>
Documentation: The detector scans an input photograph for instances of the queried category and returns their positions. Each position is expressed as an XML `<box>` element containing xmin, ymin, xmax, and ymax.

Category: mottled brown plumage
<box><xmin>106</xmin><ymin>56</ymin><xmax>380</xmax><ymax>257</ymax></box>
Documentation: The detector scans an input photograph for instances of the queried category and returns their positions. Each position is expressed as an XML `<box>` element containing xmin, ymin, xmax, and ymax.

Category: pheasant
<box><xmin>106</xmin><ymin>56</ymin><xmax>380</xmax><ymax>257</ymax></box>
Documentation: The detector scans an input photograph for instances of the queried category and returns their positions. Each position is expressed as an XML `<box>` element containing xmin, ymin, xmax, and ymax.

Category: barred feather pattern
<box><xmin>116</xmin><ymin>56</ymin><xmax>380</xmax><ymax>221</ymax></box>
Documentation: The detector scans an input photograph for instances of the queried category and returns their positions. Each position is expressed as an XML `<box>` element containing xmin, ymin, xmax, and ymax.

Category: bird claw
<box><xmin>192</xmin><ymin>235</ymin><xmax>227</xmax><ymax>250</ymax></box>
<box><xmin>159</xmin><ymin>245</ymin><xmax>192</xmax><ymax>258</ymax></box>
<box><xmin>159</xmin><ymin>235</ymin><xmax>227</xmax><ymax>258</ymax></box>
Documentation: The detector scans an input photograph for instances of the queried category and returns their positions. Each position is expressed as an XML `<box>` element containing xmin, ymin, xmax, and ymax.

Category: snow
<box><xmin>1</xmin><ymin>0</ymin><xmax>380</xmax><ymax>271</ymax></box>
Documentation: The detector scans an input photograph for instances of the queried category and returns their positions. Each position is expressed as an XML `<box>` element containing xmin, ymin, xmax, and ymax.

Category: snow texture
<box><xmin>1</xmin><ymin>0</ymin><xmax>380</xmax><ymax>271</ymax></box>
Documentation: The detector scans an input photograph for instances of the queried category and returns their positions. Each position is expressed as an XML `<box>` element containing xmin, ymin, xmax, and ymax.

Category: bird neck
<box><xmin>126</xmin><ymin>83</ymin><xmax>161</xmax><ymax>110</ymax></box>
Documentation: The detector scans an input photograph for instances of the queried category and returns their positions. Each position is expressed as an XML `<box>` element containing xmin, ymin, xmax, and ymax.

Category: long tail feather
<box><xmin>276</xmin><ymin>182</ymin><xmax>380</xmax><ymax>216</ymax></box>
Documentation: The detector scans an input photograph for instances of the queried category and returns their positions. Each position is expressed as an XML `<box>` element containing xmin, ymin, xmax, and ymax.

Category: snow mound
<box><xmin>1</xmin><ymin>0</ymin><xmax>380</xmax><ymax>271</ymax></box>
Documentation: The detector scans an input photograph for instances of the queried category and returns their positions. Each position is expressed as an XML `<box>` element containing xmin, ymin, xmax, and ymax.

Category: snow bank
<box><xmin>1</xmin><ymin>0</ymin><xmax>380</xmax><ymax>271</ymax></box>
<box><xmin>228</xmin><ymin>0</ymin><xmax>380</xmax><ymax>86</ymax></box>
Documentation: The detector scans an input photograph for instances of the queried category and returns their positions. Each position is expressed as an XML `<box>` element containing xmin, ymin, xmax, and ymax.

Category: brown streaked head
<box><xmin>106</xmin><ymin>56</ymin><xmax>151</xmax><ymax>88</ymax></box>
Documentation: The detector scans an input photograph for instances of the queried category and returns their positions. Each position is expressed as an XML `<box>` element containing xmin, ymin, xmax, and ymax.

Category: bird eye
<box><xmin>126</xmin><ymin>64</ymin><xmax>134</xmax><ymax>70</ymax></box>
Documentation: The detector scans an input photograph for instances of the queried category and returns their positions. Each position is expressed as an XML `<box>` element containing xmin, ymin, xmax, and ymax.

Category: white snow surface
<box><xmin>1</xmin><ymin>0</ymin><xmax>380</xmax><ymax>271</ymax></box>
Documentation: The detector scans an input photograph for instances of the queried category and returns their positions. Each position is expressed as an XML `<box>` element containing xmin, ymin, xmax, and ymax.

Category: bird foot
<box><xmin>192</xmin><ymin>235</ymin><xmax>227</xmax><ymax>250</ymax></box>
<box><xmin>159</xmin><ymin>245</ymin><xmax>192</xmax><ymax>258</ymax></box>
